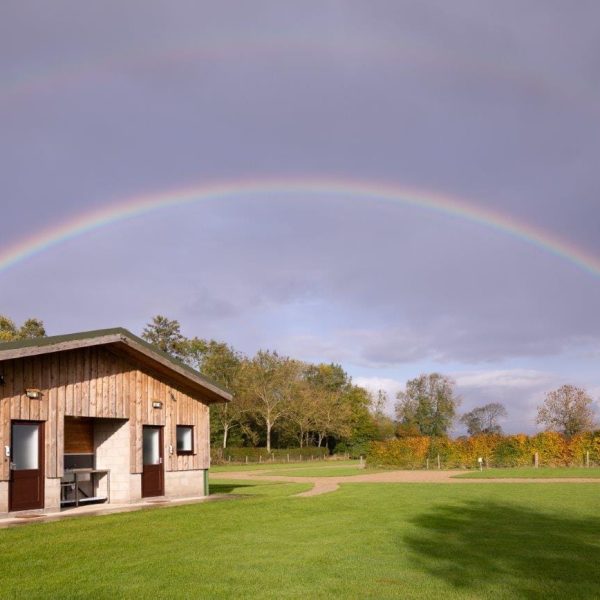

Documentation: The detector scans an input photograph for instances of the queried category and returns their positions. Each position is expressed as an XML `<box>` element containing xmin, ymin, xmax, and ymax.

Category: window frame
<box><xmin>176</xmin><ymin>425</ymin><xmax>194</xmax><ymax>456</ymax></box>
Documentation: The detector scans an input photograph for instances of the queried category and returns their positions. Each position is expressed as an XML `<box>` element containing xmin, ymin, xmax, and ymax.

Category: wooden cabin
<box><xmin>0</xmin><ymin>328</ymin><xmax>231</xmax><ymax>515</ymax></box>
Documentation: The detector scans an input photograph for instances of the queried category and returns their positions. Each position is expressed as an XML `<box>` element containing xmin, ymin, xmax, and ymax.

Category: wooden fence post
<box><xmin>437</xmin><ymin>454</ymin><xmax>441</xmax><ymax>470</ymax></box>
<box><xmin>534</xmin><ymin>452</ymin><xmax>539</xmax><ymax>468</ymax></box>
<box><xmin>586</xmin><ymin>451</ymin><xmax>590</xmax><ymax>468</ymax></box>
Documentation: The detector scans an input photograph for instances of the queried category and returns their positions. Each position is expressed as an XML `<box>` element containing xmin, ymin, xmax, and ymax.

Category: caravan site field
<box><xmin>0</xmin><ymin>463</ymin><xmax>599</xmax><ymax>599</ymax></box>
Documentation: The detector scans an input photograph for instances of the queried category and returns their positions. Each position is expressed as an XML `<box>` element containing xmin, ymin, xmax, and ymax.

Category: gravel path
<box><xmin>216</xmin><ymin>469</ymin><xmax>600</xmax><ymax>497</ymax></box>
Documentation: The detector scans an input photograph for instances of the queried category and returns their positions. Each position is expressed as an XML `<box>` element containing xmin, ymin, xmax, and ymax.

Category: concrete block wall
<box><xmin>45</xmin><ymin>478</ymin><xmax>60</xmax><ymax>511</ymax></box>
<box><xmin>165</xmin><ymin>469</ymin><xmax>206</xmax><ymax>498</ymax></box>
<box><xmin>0</xmin><ymin>481</ymin><xmax>7</xmax><ymax>514</ymax></box>
<box><xmin>129</xmin><ymin>474</ymin><xmax>142</xmax><ymax>503</ymax></box>
<box><xmin>94</xmin><ymin>419</ymin><xmax>131</xmax><ymax>503</ymax></box>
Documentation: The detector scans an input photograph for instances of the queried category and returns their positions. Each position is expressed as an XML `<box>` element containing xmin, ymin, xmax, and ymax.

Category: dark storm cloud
<box><xmin>1</xmin><ymin>1</ymin><xmax>600</xmax><ymax>382</ymax></box>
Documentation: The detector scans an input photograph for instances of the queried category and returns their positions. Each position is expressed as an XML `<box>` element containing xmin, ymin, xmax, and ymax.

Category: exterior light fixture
<box><xmin>25</xmin><ymin>389</ymin><xmax>42</xmax><ymax>399</ymax></box>
<box><xmin>152</xmin><ymin>401</ymin><xmax>163</xmax><ymax>409</ymax></box>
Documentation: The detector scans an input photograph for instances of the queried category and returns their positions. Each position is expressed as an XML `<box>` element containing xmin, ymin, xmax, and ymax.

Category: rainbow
<box><xmin>1</xmin><ymin>36</ymin><xmax>578</xmax><ymax>113</ymax></box>
<box><xmin>1</xmin><ymin>177</ymin><xmax>599</xmax><ymax>278</ymax></box>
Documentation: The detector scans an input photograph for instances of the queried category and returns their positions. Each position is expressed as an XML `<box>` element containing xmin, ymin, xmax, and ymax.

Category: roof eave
<box><xmin>0</xmin><ymin>333</ymin><xmax>232</xmax><ymax>403</ymax></box>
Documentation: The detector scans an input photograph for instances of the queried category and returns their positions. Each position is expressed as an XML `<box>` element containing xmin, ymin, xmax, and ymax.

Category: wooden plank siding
<box><xmin>0</xmin><ymin>345</ymin><xmax>212</xmax><ymax>482</ymax></box>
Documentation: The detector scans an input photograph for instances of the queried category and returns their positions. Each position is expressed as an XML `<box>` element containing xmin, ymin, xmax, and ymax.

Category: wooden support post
<box><xmin>426</xmin><ymin>458</ymin><xmax>429</xmax><ymax>470</ymax></box>
<box><xmin>437</xmin><ymin>454</ymin><xmax>441</xmax><ymax>470</ymax></box>
<box><xmin>534</xmin><ymin>452</ymin><xmax>539</xmax><ymax>468</ymax></box>
<box><xmin>586</xmin><ymin>451</ymin><xmax>590</xmax><ymax>468</ymax></box>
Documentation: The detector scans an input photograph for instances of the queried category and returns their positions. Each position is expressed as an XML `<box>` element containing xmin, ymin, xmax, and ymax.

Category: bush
<box><xmin>369</xmin><ymin>437</ymin><xmax>430</xmax><ymax>468</ymax></box>
<box><xmin>334</xmin><ymin>441</ymin><xmax>370</xmax><ymax>459</ymax></box>
<box><xmin>367</xmin><ymin>432</ymin><xmax>600</xmax><ymax>469</ymax></box>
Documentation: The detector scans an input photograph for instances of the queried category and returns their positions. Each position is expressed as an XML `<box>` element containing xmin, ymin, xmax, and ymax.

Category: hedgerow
<box><xmin>368</xmin><ymin>431</ymin><xmax>600</xmax><ymax>468</ymax></box>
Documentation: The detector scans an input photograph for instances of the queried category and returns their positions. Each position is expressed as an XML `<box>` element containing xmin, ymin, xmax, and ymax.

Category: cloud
<box><xmin>353</xmin><ymin>376</ymin><xmax>404</xmax><ymax>415</ymax></box>
<box><xmin>453</xmin><ymin>369</ymin><xmax>559</xmax><ymax>434</ymax></box>
<box><xmin>454</xmin><ymin>369</ymin><xmax>555</xmax><ymax>390</ymax></box>
<box><xmin>354</xmin><ymin>369</ymin><xmax>567</xmax><ymax>434</ymax></box>
<box><xmin>2</xmin><ymin>0</ymin><xmax>600</xmax><ymax>408</ymax></box>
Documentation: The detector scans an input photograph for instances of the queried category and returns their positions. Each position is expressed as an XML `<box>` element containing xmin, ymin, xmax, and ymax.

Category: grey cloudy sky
<box><xmin>2</xmin><ymin>1</ymin><xmax>600</xmax><ymax>432</ymax></box>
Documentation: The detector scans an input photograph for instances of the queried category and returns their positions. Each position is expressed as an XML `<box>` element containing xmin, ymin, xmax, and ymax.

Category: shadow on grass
<box><xmin>209</xmin><ymin>483</ymin><xmax>255</xmax><ymax>495</ymax></box>
<box><xmin>404</xmin><ymin>500</ymin><xmax>600</xmax><ymax>598</ymax></box>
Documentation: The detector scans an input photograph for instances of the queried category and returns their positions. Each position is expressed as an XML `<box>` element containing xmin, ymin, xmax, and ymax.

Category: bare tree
<box><xmin>536</xmin><ymin>384</ymin><xmax>596</xmax><ymax>436</ymax></box>
<box><xmin>460</xmin><ymin>402</ymin><xmax>507</xmax><ymax>435</ymax></box>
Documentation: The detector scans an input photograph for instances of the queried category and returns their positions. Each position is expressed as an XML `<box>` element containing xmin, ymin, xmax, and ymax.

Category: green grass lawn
<box><xmin>210</xmin><ymin>459</ymin><xmax>358</xmax><ymax>473</ymax></box>
<box><xmin>454</xmin><ymin>467</ymin><xmax>600</xmax><ymax>479</ymax></box>
<box><xmin>1</xmin><ymin>480</ymin><xmax>599</xmax><ymax>599</ymax></box>
<box><xmin>211</xmin><ymin>459</ymin><xmax>381</xmax><ymax>477</ymax></box>
<box><xmin>255</xmin><ymin>465</ymin><xmax>383</xmax><ymax>477</ymax></box>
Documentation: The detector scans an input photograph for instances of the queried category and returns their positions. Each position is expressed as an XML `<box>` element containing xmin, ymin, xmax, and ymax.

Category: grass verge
<box><xmin>453</xmin><ymin>467</ymin><xmax>600</xmax><ymax>479</ymax></box>
<box><xmin>1</xmin><ymin>480</ymin><xmax>599</xmax><ymax>598</ymax></box>
<box><xmin>210</xmin><ymin>459</ymin><xmax>358</xmax><ymax>473</ymax></box>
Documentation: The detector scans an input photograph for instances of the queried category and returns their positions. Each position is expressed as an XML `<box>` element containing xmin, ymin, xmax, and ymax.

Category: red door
<box><xmin>142</xmin><ymin>426</ymin><xmax>164</xmax><ymax>498</ymax></box>
<box><xmin>9</xmin><ymin>421</ymin><xmax>45</xmax><ymax>512</ymax></box>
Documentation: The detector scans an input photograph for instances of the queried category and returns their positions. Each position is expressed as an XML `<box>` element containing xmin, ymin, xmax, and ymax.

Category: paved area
<box><xmin>216</xmin><ymin>469</ymin><xmax>600</xmax><ymax>496</ymax></box>
<box><xmin>0</xmin><ymin>494</ymin><xmax>233</xmax><ymax>528</ymax></box>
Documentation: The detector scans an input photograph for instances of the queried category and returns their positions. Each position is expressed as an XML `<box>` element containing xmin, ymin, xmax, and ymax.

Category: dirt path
<box><xmin>216</xmin><ymin>469</ymin><xmax>600</xmax><ymax>497</ymax></box>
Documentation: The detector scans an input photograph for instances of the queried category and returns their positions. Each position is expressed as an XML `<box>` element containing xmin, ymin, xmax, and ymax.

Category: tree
<box><xmin>142</xmin><ymin>315</ymin><xmax>184</xmax><ymax>356</ymax></box>
<box><xmin>19</xmin><ymin>318</ymin><xmax>46</xmax><ymax>339</ymax></box>
<box><xmin>536</xmin><ymin>385</ymin><xmax>596</xmax><ymax>436</ymax></box>
<box><xmin>371</xmin><ymin>390</ymin><xmax>396</xmax><ymax>440</ymax></box>
<box><xmin>312</xmin><ymin>388</ymin><xmax>353</xmax><ymax>447</ymax></box>
<box><xmin>395</xmin><ymin>373</ymin><xmax>460</xmax><ymax>437</ymax></box>
<box><xmin>180</xmin><ymin>337</ymin><xmax>245</xmax><ymax>449</ymax></box>
<box><xmin>238</xmin><ymin>351</ymin><xmax>302</xmax><ymax>452</ymax></box>
<box><xmin>460</xmin><ymin>402</ymin><xmax>507</xmax><ymax>435</ymax></box>
<box><xmin>0</xmin><ymin>315</ymin><xmax>46</xmax><ymax>342</ymax></box>
<box><xmin>304</xmin><ymin>362</ymin><xmax>349</xmax><ymax>391</ymax></box>
<box><xmin>287</xmin><ymin>377</ymin><xmax>319</xmax><ymax>447</ymax></box>
<box><xmin>0</xmin><ymin>316</ymin><xmax>18</xmax><ymax>342</ymax></box>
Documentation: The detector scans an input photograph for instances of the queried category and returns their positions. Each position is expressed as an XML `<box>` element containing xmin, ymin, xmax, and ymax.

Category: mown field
<box><xmin>454</xmin><ymin>467</ymin><xmax>600</xmax><ymax>479</ymax></box>
<box><xmin>0</xmin><ymin>478</ymin><xmax>599</xmax><ymax>599</ymax></box>
<box><xmin>209</xmin><ymin>459</ymin><xmax>359</xmax><ymax>473</ymax></box>
<box><xmin>212</xmin><ymin>459</ymin><xmax>383</xmax><ymax>478</ymax></box>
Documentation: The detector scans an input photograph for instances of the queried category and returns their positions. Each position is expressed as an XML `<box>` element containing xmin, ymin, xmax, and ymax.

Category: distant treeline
<box><xmin>2</xmin><ymin>314</ymin><xmax>597</xmax><ymax>457</ymax></box>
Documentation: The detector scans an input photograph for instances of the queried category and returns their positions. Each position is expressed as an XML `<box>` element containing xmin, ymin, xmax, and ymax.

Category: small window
<box><xmin>176</xmin><ymin>425</ymin><xmax>194</xmax><ymax>455</ymax></box>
